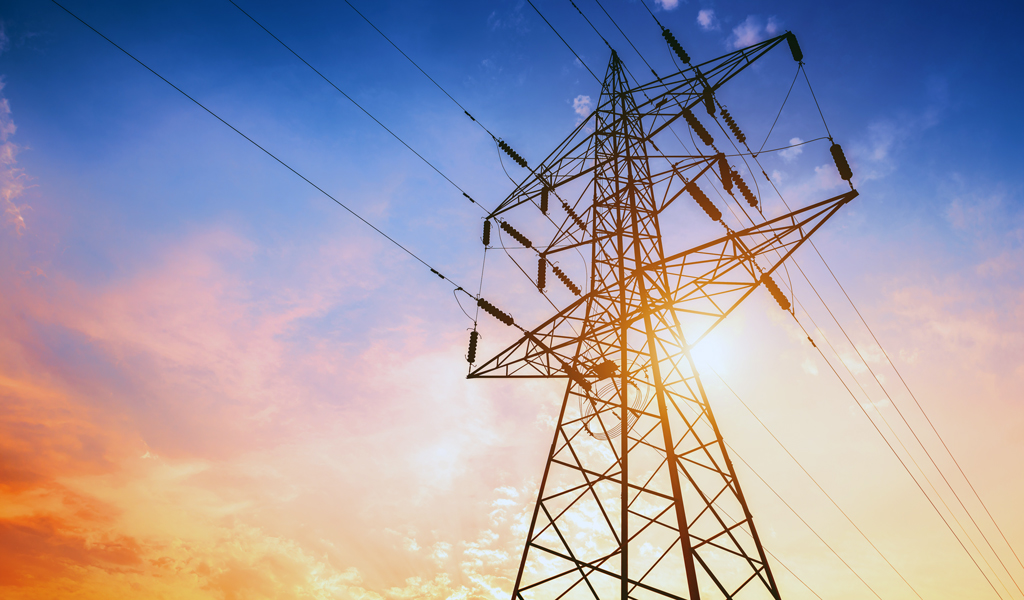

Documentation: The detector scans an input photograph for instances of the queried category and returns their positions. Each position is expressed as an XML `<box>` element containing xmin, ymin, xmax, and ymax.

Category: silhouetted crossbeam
<box><xmin>485</xmin><ymin>34</ymin><xmax>791</xmax><ymax>220</ymax></box>
<box><xmin>468</xmin><ymin>190</ymin><xmax>856</xmax><ymax>380</ymax></box>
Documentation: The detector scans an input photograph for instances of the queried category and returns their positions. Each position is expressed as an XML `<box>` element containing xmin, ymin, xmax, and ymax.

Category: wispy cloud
<box><xmin>779</xmin><ymin>137</ymin><xmax>805</xmax><ymax>161</ymax></box>
<box><xmin>0</xmin><ymin>80</ymin><xmax>28</xmax><ymax>235</ymax></box>
<box><xmin>729</xmin><ymin>15</ymin><xmax>781</xmax><ymax>49</ymax></box>
<box><xmin>697</xmin><ymin>9</ymin><xmax>719</xmax><ymax>31</ymax></box>
<box><xmin>655</xmin><ymin>0</ymin><xmax>681</xmax><ymax>10</ymax></box>
<box><xmin>572</xmin><ymin>94</ymin><xmax>592</xmax><ymax>118</ymax></box>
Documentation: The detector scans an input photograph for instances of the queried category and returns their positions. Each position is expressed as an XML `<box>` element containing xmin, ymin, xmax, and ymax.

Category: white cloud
<box><xmin>655</xmin><ymin>0</ymin><xmax>680</xmax><ymax>10</ymax></box>
<box><xmin>697</xmin><ymin>9</ymin><xmax>719</xmax><ymax>31</ymax></box>
<box><xmin>729</xmin><ymin>15</ymin><xmax>780</xmax><ymax>49</ymax></box>
<box><xmin>1</xmin><ymin>79</ymin><xmax>29</xmax><ymax>235</ymax></box>
<box><xmin>572</xmin><ymin>94</ymin><xmax>593</xmax><ymax>118</ymax></box>
<box><xmin>779</xmin><ymin>137</ymin><xmax>804</xmax><ymax>161</ymax></box>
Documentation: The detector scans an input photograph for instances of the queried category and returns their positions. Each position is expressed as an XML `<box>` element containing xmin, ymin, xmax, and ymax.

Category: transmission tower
<box><xmin>469</xmin><ymin>33</ymin><xmax>856</xmax><ymax>600</ymax></box>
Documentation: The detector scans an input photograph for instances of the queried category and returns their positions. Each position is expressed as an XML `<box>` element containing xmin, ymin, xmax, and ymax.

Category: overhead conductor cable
<box><xmin>50</xmin><ymin>0</ymin><xmax>473</xmax><ymax>295</ymax></box>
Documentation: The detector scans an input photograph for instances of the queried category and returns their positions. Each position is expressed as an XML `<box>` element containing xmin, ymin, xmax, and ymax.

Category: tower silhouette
<box><xmin>470</xmin><ymin>34</ymin><xmax>856</xmax><ymax>600</ymax></box>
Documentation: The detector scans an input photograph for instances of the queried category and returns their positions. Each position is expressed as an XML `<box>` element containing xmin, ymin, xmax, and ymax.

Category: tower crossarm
<box><xmin>484</xmin><ymin>33</ymin><xmax>794</xmax><ymax>222</ymax></box>
<box><xmin>468</xmin><ymin>190</ymin><xmax>856</xmax><ymax>380</ymax></box>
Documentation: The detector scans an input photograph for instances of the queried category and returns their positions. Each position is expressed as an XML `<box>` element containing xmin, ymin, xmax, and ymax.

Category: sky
<box><xmin>1</xmin><ymin>0</ymin><xmax>1023</xmax><ymax>598</ymax></box>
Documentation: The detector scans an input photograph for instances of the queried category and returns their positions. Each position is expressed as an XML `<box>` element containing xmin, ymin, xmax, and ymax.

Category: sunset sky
<box><xmin>2</xmin><ymin>0</ymin><xmax>1023</xmax><ymax>598</ymax></box>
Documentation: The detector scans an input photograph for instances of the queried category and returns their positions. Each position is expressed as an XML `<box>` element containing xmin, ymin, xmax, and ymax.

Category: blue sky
<box><xmin>2</xmin><ymin>0</ymin><xmax>1024</xmax><ymax>598</ymax></box>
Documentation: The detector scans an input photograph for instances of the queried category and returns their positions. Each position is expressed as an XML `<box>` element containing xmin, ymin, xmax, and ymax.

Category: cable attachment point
<box><xmin>761</xmin><ymin>273</ymin><xmax>791</xmax><ymax>311</ymax></box>
<box><xmin>719</xmin><ymin>155</ymin><xmax>733</xmax><ymax>192</ymax></box>
<box><xmin>682</xmin><ymin>107</ymin><xmax>714</xmax><ymax>146</ymax></box>
<box><xmin>786</xmin><ymin>32</ymin><xmax>804</xmax><ymax>63</ymax></box>
<box><xmin>732</xmin><ymin>171</ymin><xmax>757</xmax><ymax>208</ymax></box>
<box><xmin>830</xmin><ymin>143</ymin><xmax>853</xmax><ymax>181</ymax></box>
<box><xmin>661</xmin><ymin>28</ymin><xmax>690</xmax><ymax>64</ymax></box>
<box><xmin>721</xmin><ymin>108</ymin><xmax>747</xmax><ymax>145</ymax></box>
<box><xmin>477</xmin><ymin>297</ymin><xmax>514</xmax><ymax>326</ymax></box>
<box><xmin>686</xmin><ymin>181</ymin><xmax>722</xmax><ymax>222</ymax></box>
<box><xmin>467</xmin><ymin>329</ymin><xmax>480</xmax><ymax>364</ymax></box>
<box><xmin>500</xmin><ymin>220</ymin><xmax>533</xmax><ymax>249</ymax></box>
<box><xmin>498</xmin><ymin>139</ymin><xmax>528</xmax><ymax>168</ymax></box>
<box><xmin>552</xmin><ymin>264</ymin><xmax>581</xmax><ymax>296</ymax></box>
<box><xmin>562</xmin><ymin>200</ymin><xmax>588</xmax><ymax>232</ymax></box>
<box><xmin>703</xmin><ymin>86</ymin><xmax>716</xmax><ymax>116</ymax></box>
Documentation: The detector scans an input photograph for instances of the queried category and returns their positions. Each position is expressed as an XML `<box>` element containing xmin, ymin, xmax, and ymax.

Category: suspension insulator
<box><xmin>562</xmin><ymin>200</ymin><xmax>587</xmax><ymax>232</ymax></box>
<box><xmin>721</xmin><ymin>109</ymin><xmax>747</xmax><ymax>145</ymax></box>
<box><xmin>500</xmin><ymin>220</ymin><xmax>533</xmax><ymax>249</ymax></box>
<box><xmin>477</xmin><ymin>297</ymin><xmax>515</xmax><ymax>326</ymax></box>
<box><xmin>719</xmin><ymin>156</ymin><xmax>733</xmax><ymax>192</ymax></box>
<box><xmin>686</xmin><ymin>181</ymin><xmax>721</xmax><ymax>221</ymax></box>
<box><xmin>682</xmin><ymin>108</ymin><xmax>714</xmax><ymax>146</ymax></box>
<box><xmin>703</xmin><ymin>86</ymin><xmax>716</xmax><ymax>116</ymax></box>
<box><xmin>537</xmin><ymin>257</ymin><xmax>547</xmax><ymax>291</ymax></box>
<box><xmin>561</xmin><ymin>361</ymin><xmax>591</xmax><ymax>391</ymax></box>
<box><xmin>830</xmin><ymin>143</ymin><xmax>853</xmax><ymax>181</ymax></box>
<box><xmin>552</xmin><ymin>264</ymin><xmax>581</xmax><ymax>296</ymax></box>
<box><xmin>661</xmin><ymin>28</ymin><xmax>690</xmax><ymax>64</ymax></box>
<box><xmin>732</xmin><ymin>171</ymin><xmax>757</xmax><ymax>208</ymax></box>
<box><xmin>467</xmin><ymin>330</ymin><xmax>479</xmax><ymax>364</ymax></box>
<box><xmin>786</xmin><ymin>32</ymin><xmax>803</xmax><ymax>62</ymax></box>
<box><xmin>761</xmin><ymin>273</ymin><xmax>791</xmax><ymax>311</ymax></box>
<box><xmin>482</xmin><ymin>219</ymin><xmax>491</xmax><ymax>246</ymax></box>
<box><xmin>498</xmin><ymin>140</ymin><xmax>528</xmax><ymax>168</ymax></box>
<box><xmin>540</xmin><ymin>187</ymin><xmax>549</xmax><ymax>214</ymax></box>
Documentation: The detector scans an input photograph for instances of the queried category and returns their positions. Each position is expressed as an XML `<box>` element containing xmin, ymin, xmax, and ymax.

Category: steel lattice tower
<box><xmin>470</xmin><ymin>34</ymin><xmax>856</xmax><ymax>600</ymax></box>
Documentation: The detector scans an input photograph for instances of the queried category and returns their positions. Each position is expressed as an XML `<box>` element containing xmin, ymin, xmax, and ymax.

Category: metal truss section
<box><xmin>469</xmin><ymin>191</ymin><xmax>854</xmax><ymax>381</ymax></box>
<box><xmin>471</xmin><ymin>34</ymin><xmax>856</xmax><ymax>600</ymax></box>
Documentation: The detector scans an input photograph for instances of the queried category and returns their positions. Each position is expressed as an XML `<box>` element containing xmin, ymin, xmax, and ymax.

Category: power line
<box><xmin>792</xmin><ymin>256</ymin><xmax>1023</xmax><ymax>598</ymax></box>
<box><xmin>226</xmin><ymin>0</ymin><xmax>488</xmax><ymax>211</ymax></box>
<box><xmin>590</xmin><ymin>0</ymin><xmax>660</xmax><ymax>79</ymax></box>
<box><xmin>338</xmin><ymin>0</ymin><xmax>501</xmax><ymax>141</ymax></box>
<box><xmin>709</xmin><ymin>366</ymin><xmax>926</xmax><ymax>599</ymax></box>
<box><xmin>672</xmin><ymin>379</ymin><xmax>886</xmax><ymax>598</ymax></box>
<box><xmin>51</xmin><ymin>0</ymin><xmax>472</xmax><ymax>295</ymax></box>
<box><xmin>524</xmin><ymin>0</ymin><xmax>601</xmax><ymax>83</ymax></box>
<box><xmin>567</xmin><ymin>0</ymin><xmax>612</xmax><ymax>50</ymax></box>
<box><xmin>747</xmin><ymin>64</ymin><xmax>1024</xmax><ymax>590</ymax></box>
<box><xmin>702</xmin><ymin>54</ymin><xmax>1023</xmax><ymax>593</ymax></box>
<box><xmin>727</xmin><ymin>447</ymin><xmax>887</xmax><ymax>600</ymax></box>
<box><xmin>803</xmin><ymin>212</ymin><xmax>1024</xmax><ymax>584</ymax></box>
<box><xmin>789</xmin><ymin>311</ymin><xmax>1007</xmax><ymax>599</ymax></box>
